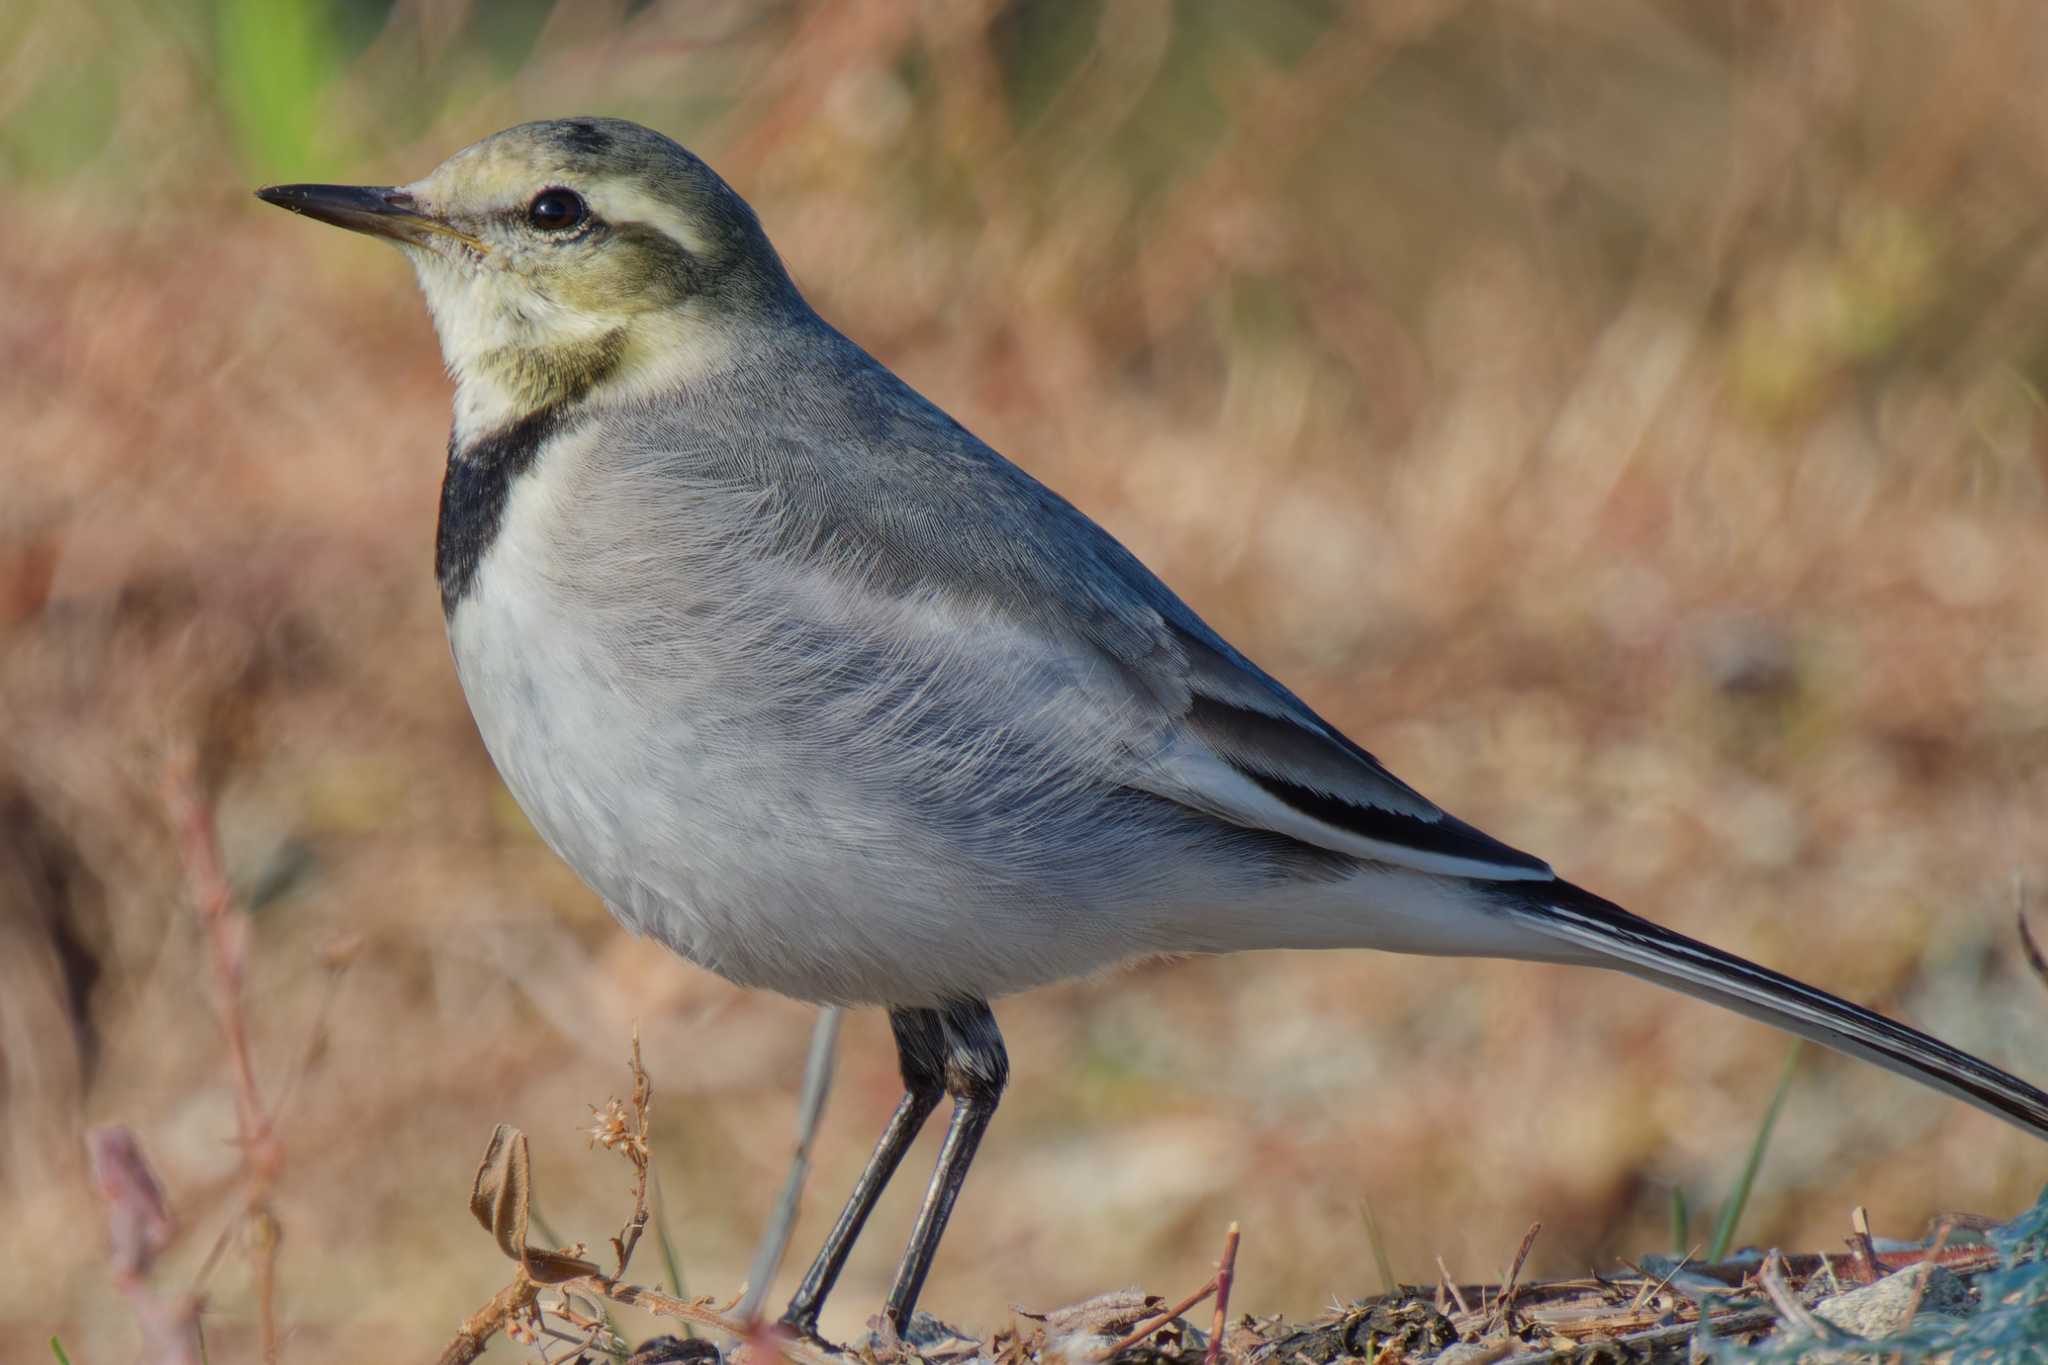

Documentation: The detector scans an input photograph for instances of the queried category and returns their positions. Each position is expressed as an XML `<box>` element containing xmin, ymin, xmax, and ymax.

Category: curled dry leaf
<box><xmin>1015</xmin><ymin>1290</ymin><xmax>1159</xmax><ymax>1337</ymax></box>
<box><xmin>468</xmin><ymin>1123</ymin><xmax>602</xmax><ymax>1284</ymax></box>
<box><xmin>87</xmin><ymin>1125</ymin><xmax>175</xmax><ymax>1281</ymax></box>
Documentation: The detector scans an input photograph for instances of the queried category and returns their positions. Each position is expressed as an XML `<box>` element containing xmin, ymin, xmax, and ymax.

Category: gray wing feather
<box><xmin>617</xmin><ymin>320</ymin><xmax>1552</xmax><ymax>881</ymax></box>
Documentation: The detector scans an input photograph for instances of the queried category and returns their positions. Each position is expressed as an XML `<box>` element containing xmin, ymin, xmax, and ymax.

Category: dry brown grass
<box><xmin>7</xmin><ymin>2</ymin><xmax>2048</xmax><ymax>1360</ymax></box>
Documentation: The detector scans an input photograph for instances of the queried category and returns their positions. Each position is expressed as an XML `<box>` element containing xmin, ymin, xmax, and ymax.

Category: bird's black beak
<box><xmin>254</xmin><ymin>183</ymin><xmax>486</xmax><ymax>252</ymax></box>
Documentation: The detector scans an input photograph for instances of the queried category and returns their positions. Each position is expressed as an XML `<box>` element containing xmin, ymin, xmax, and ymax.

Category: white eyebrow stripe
<box><xmin>590</xmin><ymin>185</ymin><xmax>714</xmax><ymax>257</ymax></box>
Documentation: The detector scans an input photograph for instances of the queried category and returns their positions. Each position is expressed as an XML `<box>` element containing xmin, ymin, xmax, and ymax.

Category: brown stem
<box><xmin>435</xmin><ymin>1273</ymin><xmax>540</xmax><ymax>1365</ymax></box>
<box><xmin>589</xmin><ymin>1280</ymin><xmax>841</xmax><ymax>1365</ymax></box>
<box><xmin>1490</xmin><ymin>1222</ymin><xmax>1542</xmax><ymax>1333</ymax></box>
<box><xmin>1100</xmin><ymin>1277</ymin><xmax>1221</xmax><ymax>1360</ymax></box>
<box><xmin>166</xmin><ymin>751</ymin><xmax>284</xmax><ymax>1359</ymax></box>
<box><xmin>607</xmin><ymin>1028</ymin><xmax>655</xmax><ymax>1279</ymax></box>
<box><xmin>1205</xmin><ymin>1223</ymin><xmax>1241</xmax><ymax>1365</ymax></box>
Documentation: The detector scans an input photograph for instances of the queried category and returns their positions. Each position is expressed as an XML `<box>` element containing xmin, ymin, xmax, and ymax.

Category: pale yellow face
<box><xmin>259</xmin><ymin>117</ymin><xmax>792</xmax><ymax>436</ymax></box>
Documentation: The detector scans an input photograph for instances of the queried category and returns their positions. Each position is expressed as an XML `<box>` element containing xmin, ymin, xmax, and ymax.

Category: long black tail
<box><xmin>1500</xmin><ymin>879</ymin><xmax>2048</xmax><ymax>1141</ymax></box>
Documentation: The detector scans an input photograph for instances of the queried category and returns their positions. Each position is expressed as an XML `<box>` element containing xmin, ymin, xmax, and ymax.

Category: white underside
<box><xmin>446</xmin><ymin>423</ymin><xmax>1567</xmax><ymax>1006</ymax></box>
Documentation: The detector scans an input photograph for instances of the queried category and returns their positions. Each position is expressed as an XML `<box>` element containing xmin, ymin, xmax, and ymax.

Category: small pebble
<box><xmin>1812</xmin><ymin>1263</ymin><xmax>1969</xmax><ymax>1339</ymax></box>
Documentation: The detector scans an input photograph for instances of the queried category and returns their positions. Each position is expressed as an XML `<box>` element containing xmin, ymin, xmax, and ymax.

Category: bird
<box><xmin>257</xmin><ymin>117</ymin><xmax>2048</xmax><ymax>1343</ymax></box>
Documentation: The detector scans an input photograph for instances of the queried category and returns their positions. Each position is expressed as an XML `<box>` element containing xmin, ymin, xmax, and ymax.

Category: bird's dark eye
<box><xmin>527</xmin><ymin>189</ymin><xmax>587</xmax><ymax>233</ymax></box>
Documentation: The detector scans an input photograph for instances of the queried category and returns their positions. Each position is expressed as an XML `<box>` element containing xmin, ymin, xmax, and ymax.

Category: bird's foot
<box><xmin>774</xmin><ymin>1310</ymin><xmax>844</xmax><ymax>1356</ymax></box>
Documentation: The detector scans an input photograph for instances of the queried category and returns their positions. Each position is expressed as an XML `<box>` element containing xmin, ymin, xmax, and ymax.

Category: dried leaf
<box><xmin>467</xmin><ymin>1124</ymin><xmax>601</xmax><ymax>1284</ymax></box>
<box><xmin>469</xmin><ymin>1124</ymin><xmax>528</xmax><ymax>1263</ymax></box>
<box><xmin>526</xmin><ymin>1251</ymin><xmax>601</xmax><ymax>1284</ymax></box>
<box><xmin>87</xmin><ymin>1126</ymin><xmax>174</xmax><ymax>1280</ymax></box>
<box><xmin>1015</xmin><ymin>1289</ymin><xmax>1160</xmax><ymax>1336</ymax></box>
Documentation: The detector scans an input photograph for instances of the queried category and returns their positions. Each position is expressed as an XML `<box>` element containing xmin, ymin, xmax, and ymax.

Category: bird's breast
<box><xmin>434</xmin><ymin>421</ymin><xmax>1281</xmax><ymax>1004</ymax></box>
<box><xmin>441</xmin><ymin>425</ymin><xmax>743</xmax><ymax>945</ymax></box>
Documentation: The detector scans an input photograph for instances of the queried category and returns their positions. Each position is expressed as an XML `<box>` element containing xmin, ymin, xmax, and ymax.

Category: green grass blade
<box><xmin>1707</xmin><ymin>1041</ymin><xmax>1804</xmax><ymax>1262</ymax></box>
<box><xmin>651</xmin><ymin>1166</ymin><xmax>692</xmax><ymax>1335</ymax></box>
<box><xmin>49</xmin><ymin>1337</ymin><xmax>73</xmax><ymax>1365</ymax></box>
<box><xmin>1361</xmin><ymin>1194</ymin><xmax>1397</xmax><ymax>1297</ymax></box>
<box><xmin>527</xmin><ymin>1201</ymin><xmax>561</xmax><ymax>1249</ymax></box>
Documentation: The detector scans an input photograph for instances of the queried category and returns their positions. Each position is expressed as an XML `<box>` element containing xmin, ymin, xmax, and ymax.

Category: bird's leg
<box><xmin>779</xmin><ymin>1008</ymin><xmax>946</xmax><ymax>1342</ymax></box>
<box><xmin>881</xmin><ymin>998</ymin><xmax>1008</xmax><ymax>1338</ymax></box>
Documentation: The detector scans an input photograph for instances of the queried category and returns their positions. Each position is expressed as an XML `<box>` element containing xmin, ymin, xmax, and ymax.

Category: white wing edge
<box><xmin>1132</xmin><ymin>735</ymin><xmax>1557</xmax><ymax>883</ymax></box>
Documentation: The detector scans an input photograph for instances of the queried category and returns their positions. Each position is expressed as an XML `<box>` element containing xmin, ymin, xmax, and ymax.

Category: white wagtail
<box><xmin>258</xmin><ymin>118</ymin><xmax>2048</xmax><ymax>1339</ymax></box>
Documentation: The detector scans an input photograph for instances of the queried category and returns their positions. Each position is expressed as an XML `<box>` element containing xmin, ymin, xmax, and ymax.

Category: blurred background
<box><xmin>7</xmin><ymin>0</ymin><xmax>2048</xmax><ymax>1358</ymax></box>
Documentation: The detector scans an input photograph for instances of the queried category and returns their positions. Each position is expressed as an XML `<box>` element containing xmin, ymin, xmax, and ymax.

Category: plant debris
<box><xmin>435</xmin><ymin>1042</ymin><xmax>2048</xmax><ymax>1365</ymax></box>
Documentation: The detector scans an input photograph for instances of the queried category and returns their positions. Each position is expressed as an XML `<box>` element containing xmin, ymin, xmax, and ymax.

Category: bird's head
<box><xmin>257</xmin><ymin>117</ymin><xmax>796</xmax><ymax>439</ymax></box>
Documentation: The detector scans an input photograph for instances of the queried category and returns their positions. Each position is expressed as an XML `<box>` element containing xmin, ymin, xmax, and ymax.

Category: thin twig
<box><xmin>1892</xmin><ymin>1221</ymin><xmax>1954</xmax><ymax>1336</ymax></box>
<box><xmin>1756</xmin><ymin>1249</ymin><xmax>1837</xmax><ymax>1342</ymax></box>
<box><xmin>1205</xmin><ymin>1223</ymin><xmax>1241</xmax><ymax>1365</ymax></box>
<box><xmin>166</xmin><ymin>752</ymin><xmax>283</xmax><ymax>1363</ymax></box>
<box><xmin>435</xmin><ymin>1272</ymin><xmax>541</xmax><ymax>1365</ymax></box>
<box><xmin>1503</xmin><ymin>1307</ymin><xmax>1782</xmax><ymax>1365</ymax></box>
<box><xmin>591</xmin><ymin>1027</ymin><xmax>655</xmax><ymax>1281</ymax></box>
<box><xmin>1100</xmin><ymin>1277</ymin><xmax>1221</xmax><ymax>1360</ymax></box>
<box><xmin>538</xmin><ymin>1337</ymin><xmax>597</xmax><ymax>1365</ymax></box>
<box><xmin>1489</xmin><ymin>1222</ymin><xmax>1541</xmax><ymax>1333</ymax></box>
<box><xmin>592</xmin><ymin>1280</ymin><xmax>841</xmax><ymax>1365</ymax></box>
<box><xmin>268</xmin><ymin>940</ymin><xmax>357</xmax><ymax>1128</ymax></box>
<box><xmin>166</xmin><ymin>758</ymin><xmax>268</xmax><ymax>1145</ymax></box>
<box><xmin>1627</xmin><ymin>1245</ymin><xmax>1701</xmax><ymax>1313</ymax></box>
<box><xmin>739</xmin><ymin>1006</ymin><xmax>843</xmax><ymax>1326</ymax></box>
<box><xmin>248</xmin><ymin>1208</ymin><xmax>281</xmax><ymax>1361</ymax></box>
<box><xmin>1848</xmin><ymin>1206</ymin><xmax>1881</xmax><ymax>1285</ymax></box>
<box><xmin>544</xmin><ymin>1291</ymin><xmax>623</xmax><ymax>1362</ymax></box>
<box><xmin>1436</xmin><ymin>1256</ymin><xmax>1472</xmax><ymax>1316</ymax></box>
<box><xmin>438</xmin><ymin>1265</ymin><xmax>722</xmax><ymax>1365</ymax></box>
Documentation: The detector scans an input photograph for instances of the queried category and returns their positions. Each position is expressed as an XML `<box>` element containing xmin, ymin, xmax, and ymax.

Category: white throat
<box><xmin>407</xmin><ymin>248</ymin><xmax>743</xmax><ymax>444</ymax></box>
